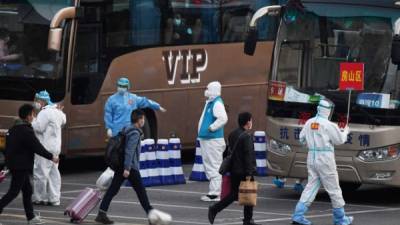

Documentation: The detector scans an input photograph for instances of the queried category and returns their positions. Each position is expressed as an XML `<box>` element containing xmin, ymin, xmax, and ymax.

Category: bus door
<box><xmin>65</xmin><ymin>1</ymin><xmax>107</xmax><ymax>154</ymax></box>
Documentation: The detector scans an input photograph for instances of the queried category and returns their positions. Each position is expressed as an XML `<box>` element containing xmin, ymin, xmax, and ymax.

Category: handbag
<box><xmin>96</xmin><ymin>167</ymin><xmax>114</xmax><ymax>190</ymax></box>
<box><xmin>238</xmin><ymin>176</ymin><xmax>258</xmax><ymax>206</ymax></box>
<box><xmin>219</xmin><ymin>132</ymin><xmax>246</xmax><ymax>175</ymax></box>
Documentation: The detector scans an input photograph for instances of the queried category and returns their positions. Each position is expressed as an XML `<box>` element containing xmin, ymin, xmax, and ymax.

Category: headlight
<box><xmin>358</xmin><ymin>145</ymin><xmax>400</xmax><ymax>162</ymax></box>
<box><xmin>268</xmin><ymin>138</ymin><xmax>292</xmax><ymax>155</ymax></box>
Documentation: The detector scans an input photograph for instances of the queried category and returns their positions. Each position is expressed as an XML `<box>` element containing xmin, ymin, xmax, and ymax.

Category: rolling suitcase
<box><xmin>64</xmin><ymin>187</ymin><xmax>102</xmax><ymax>223</ymax></box>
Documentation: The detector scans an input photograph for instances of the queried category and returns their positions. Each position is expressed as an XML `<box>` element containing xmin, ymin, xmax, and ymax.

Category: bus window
<box><xmin>130</xmin><ymin>0</ymin><xmax>162</xmax><ymax>46</ymax></box>
<box><xmin>222</xmin><ymin>0</ymin><xmax>285</xmax><ymax>43</ymax></box>
<box><xmin>222</xmin><ymin>4</ymin><xmax>253</xmax><ymax>42</ymax></box>
<box><xmin>277</xmin><ymin>42</ymin><xmax>304</xmax><ymax>87</ymax></box>
<box><xmin>165</xmin><ymin>0</ymin><xmax>215</xmax><ymax>45</ymax></box>
<box><xmin>0</xmin><ymin>1</ymin><xmax>69</xmax><ymax>101</ymax></box>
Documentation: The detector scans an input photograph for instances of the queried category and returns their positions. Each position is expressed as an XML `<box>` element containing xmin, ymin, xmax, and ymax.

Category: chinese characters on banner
<box><xmin>339</xmin><ymin>62</ymin><xmax>364</xmax><ymax>91</ymax></box>
<box><xmin>339</xmin><ymin>62</ymin><xmax>365</xmax><ymax>127</ymax></box>
<box><xmin>279</xmin><ymin>126</ymin><xmax>370</xmax><ymax>147</ymax></box>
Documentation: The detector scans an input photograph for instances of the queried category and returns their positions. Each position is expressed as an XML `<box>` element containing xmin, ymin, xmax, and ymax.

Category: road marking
<box><xmin>60</xmin><ymin>196</ymin><xmax>292</xmax><ymax>217</ymax></box>
<box><xmin>145</xmin><ymin>187</ymin><xmax>386</xmax><ymax>210</ymax></box>
<box><xmin>217</xmin><ymin>207</ymin><xmax>400</xmax><ymax>225</ymax></box>
<box><xmin>60</xmin><ymin>182</ymin><xmax>386</xmax><ymax>210</ymax></box>
<box><xmin>1</xmin><ymin>213</ymin><xmax>72</xmax><ymax>225</ymax></box>
<box><xmin>3</xmin><ymin>207</ymin><xmax>208</xmax><ymax>225</ymax></box>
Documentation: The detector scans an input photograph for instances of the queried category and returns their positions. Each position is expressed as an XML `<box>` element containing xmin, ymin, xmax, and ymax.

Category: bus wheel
<box><xmin>340</xmin><ymin>182</ymin><xmax>361</xmax><ymax>192</ymax></box>
<box><xmin>142</xmin><ymin>109</ymin><xmax>158</xmax><ymax>140</ymax></box>
<box><xmin>142</xmin><ymin>117</ymin><xmax>151</xmax><ymax>139</ymax></box>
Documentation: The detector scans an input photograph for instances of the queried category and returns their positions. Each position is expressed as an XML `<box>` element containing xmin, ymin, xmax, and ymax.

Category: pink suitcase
<box><xmin>64</xmin><ymin>188</ymin><xmax>102</xmax><ymax>224</ymax></box>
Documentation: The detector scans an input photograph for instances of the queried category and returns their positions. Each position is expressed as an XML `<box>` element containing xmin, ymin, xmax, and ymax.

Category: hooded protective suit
<box><xmin>104</xmin><ymin>78</ymin><xmax>161</xmax><ymax>136</ymax></box>
<box><xmin>32</xmin><ymin>94</ymin><xmax>66</xmax><ymax>205</ymax></box>
<box><xmin>292</xmin><ymin>99</ymin><xmax>353</xmax><ymax>225</ymax></box>
<box><xmin>198</xmin><ymin>81</ymin><xmax>228</xmax><ymax>199</ymax></box>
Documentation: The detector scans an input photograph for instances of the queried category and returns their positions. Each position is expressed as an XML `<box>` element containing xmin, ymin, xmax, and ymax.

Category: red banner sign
<box><xmin>339</xmin><ymin>63</ymin><xmax>364</xmax><ymax>91</ymax></box>
<box><xmin>269</xmin><ymin>81</ymin><xmax>286</xmax><ymax>101</ymax></box>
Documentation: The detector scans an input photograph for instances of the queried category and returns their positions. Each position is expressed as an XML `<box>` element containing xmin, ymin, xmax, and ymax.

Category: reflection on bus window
<box><xmin>222</xmin><ymin>6</ymin><xmax>252</xmax><ymax>42</ymax></box>
<box><xmin>0</xmin><ymin>28</ymin><xmax>23</xmax><ymax>74</ymax></box>
<box><xmin>0</xmin><ymin>0</ymin><xmax>69</xmax><ymax>101</ymax></box>
<box><xmin>105</xmin><ymin>0</ymin><xmax>284</xmax><ymax>48</ymax></box>
<box><xmin>276</xmin><ymin>8</ymin><xmax>393</xmax><ymax>93</ymax></box>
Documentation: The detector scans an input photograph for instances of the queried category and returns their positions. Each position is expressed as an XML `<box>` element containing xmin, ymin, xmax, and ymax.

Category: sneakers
<box><xmin>46</xmin><ymin>201</ymin><xmax>60</xmax><ymax>206</ymax></box>
<box><xmin>27</xmin><ymin>216</ymin><xmax>44</xmax><ymax>224</ymax></box>
<box><xmin>200</xmin><ymin>195</ymin><xmax>220</xmax><ymax>202</ymax></box>
<box><xmin>95</xmin><ymin>212</ymin><xmax>114</xmax><ymax>224</ymax></box>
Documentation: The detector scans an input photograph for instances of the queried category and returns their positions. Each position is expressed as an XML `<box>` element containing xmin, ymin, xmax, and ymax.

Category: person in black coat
<box><xmin>208</xmin><ymin>112</ymin><xmax>259</xmax><ymax>225</ymax></box>
<box><xmin>0</xmin><ymin>104</ymin><xmax>59</xmax><ymax>224</ymax></box>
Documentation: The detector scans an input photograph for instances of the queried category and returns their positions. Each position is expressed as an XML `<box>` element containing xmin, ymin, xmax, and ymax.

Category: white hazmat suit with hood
<box><xmin>32</xmin><ymin>99</ymin><xmax>66</xmax><ymax>205</ymax></box>
<box><xmin>292</xmin><ymin>99</ymin><xmax>353</xmax><ymax>225</ymax></box>
<box><xmin>198</xmin><ymin>81</ymin><xmax>228</xmax><ymax>201</ymax></box>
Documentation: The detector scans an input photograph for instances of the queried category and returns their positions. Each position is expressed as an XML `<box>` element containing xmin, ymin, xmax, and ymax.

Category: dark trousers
<box><xmin>212</xmin><ymin>174</ymin><xmax>253</xmax><ymax>222</ymax></box>
<box><xmin>99</xmin><ymin>168</ymin><xmax>153</xmax><ymax>214</ymax></box>
<box><xmin>0</xmin><ymin>170</ymin><xmax>35</xmax><ymax>220</ymax></box>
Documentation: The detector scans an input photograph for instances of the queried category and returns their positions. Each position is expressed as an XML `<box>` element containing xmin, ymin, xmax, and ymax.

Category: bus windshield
<box><xmin>275</xmin><ymin>3</ymin><xmax>398</xmax><ymax>95</ymax></box>
<box><xmin>0</xmin><ymin>0</ymin><xmax>70</xmax><ymax>101</ymax></box>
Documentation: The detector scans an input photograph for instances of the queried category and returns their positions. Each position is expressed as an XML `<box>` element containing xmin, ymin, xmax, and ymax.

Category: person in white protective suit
<box><xmin>32</xmin><ymin>90</ymin><xmax>66</xmax><ymax>206</ymax></box>
<box><xmin>292</xmin><ymin>99</ymin><xmax>353</xmax><ymax>225</ymax></box>
<box><xmin>198</xmin><ymin>81</ymin><xmax>228</xmax><ymax>202</ymax></box>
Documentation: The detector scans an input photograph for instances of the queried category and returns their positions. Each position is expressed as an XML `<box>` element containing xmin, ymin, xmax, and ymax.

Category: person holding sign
<box><xmin>291</xmin><ymin>99</ymin><xmax>353</xmax><ymax>225</ymax></box>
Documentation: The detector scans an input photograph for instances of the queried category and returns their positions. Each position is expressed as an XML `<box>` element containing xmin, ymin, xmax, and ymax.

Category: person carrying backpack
<box><xmin>95</xmin><ymin>109</ymin><xmax>171</xmax><ymax>225</ymax></box>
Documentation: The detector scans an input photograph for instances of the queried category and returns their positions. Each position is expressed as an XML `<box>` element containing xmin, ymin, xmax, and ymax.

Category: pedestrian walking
<box><xmin>95</xmin><ymin>109</ymin><xmax>171</xmax><ymax>225</ymax></box>
<box><xmin>292</xmin><ymin>99</ymin><xmax>353</xmax><ymax>225</ymax></box>
<box><xmin>0</xmin><ymin>104</ymin><xmax>59</xmax><ymax>224</ymax></box>
<box><xmin>208</xmin><ymin>112</ymin><xmax>259</xmax><ymax>225</ymax></box>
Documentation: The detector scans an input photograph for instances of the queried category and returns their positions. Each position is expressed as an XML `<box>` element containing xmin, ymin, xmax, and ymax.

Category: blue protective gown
<box><xmin>104</xmin><ymin>92</ymin><xmax>160</xmax><ymax>136</ymax></box>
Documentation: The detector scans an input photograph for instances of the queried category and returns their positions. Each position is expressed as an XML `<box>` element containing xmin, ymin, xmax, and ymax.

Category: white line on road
<box><xmin>61</xmin><ymin>182</ymin><xmax>387</xmax><ymax>210</ymax></box>
<box><xmin>3</xmin><ymin>207</ymin><xmax>209</xmax><ymax>225</ymax></box>
<box><xmin>60</xmin><ymin>196</ymin><xmax>292</xmax><ymax>217</ymax></box>
<box><xmin>217</xmin><ymin>207</ymin><xmax>400</xmax><ymax>225</ymax></box>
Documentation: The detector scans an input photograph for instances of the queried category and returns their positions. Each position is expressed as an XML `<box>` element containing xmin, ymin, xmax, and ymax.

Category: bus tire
<box><xmin>142</xmin><ymin>109</ymin><xmax>158</xmax><ymax>140</ymax></box>
<box><xmin>339</xmin><ymin>182</ymin><xmax>361</xmax><ymax>192</ymax></box>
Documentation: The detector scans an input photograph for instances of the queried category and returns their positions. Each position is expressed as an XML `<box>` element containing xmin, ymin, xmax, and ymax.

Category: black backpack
<box><xmin>105</xmin><ymin>128</ymin><xmax>133</xmax><ymax>170</ymax></box>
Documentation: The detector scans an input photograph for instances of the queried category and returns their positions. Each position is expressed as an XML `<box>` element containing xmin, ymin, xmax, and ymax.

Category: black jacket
<box><xmin>4</xmin><ymin>120</ymin><xmax>53</xmax><ymax>171</ymax></box>
<box><xmin>228</xmin><ymin>127</ymin><xmax>257</xmax><ymax>176</ymax></box>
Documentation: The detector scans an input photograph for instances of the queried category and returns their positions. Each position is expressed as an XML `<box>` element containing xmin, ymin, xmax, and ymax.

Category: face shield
<box><xmin>317</xmin><ymin>99</ymin><xmax>335</xmax><ymax>120</ymax></box>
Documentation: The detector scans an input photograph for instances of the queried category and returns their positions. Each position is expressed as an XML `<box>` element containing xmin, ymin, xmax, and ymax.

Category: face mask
<box><xmin>174</xmin><ymin>19</ymin><xmax>182</xmax><ymax>26</ymax></box>
<box><xmin>33</xmin><ymin>102</ymin><xmax>42</xmax><ymax>110</ymax></box>
<box><xmin>204</xmin><ymin>90</ymin><xmax>210</xmax><ymax>98</ymax></box>
<box><xmin>117</xmin><ymin>87</ymin><xmax>128</xmax><ymax>95</ymax></box>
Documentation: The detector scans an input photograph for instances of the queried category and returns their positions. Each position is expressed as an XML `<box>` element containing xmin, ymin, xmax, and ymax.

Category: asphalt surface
<box><xmin>0</xmin><ymin>157</ymin><xmax>399</xmax><ymax>225</ymax></box>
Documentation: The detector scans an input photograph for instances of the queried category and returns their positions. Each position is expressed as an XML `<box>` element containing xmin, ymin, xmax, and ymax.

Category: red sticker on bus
<box><xmin>269</xmin><ymin>81</ymin><xmax>286</xmax><ymax>101</ymax></box>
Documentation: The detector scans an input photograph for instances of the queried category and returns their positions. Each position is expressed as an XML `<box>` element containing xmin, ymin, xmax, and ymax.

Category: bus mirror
<box><xmin>48</xmin><ymin>28</ymin><xmax>63</xmax><ymax>52</ymax></box>
<box><xmin>48</xmin><ymin>7</ymin><xmax>78</xmax><ymax>51</ymax></box>
<box><xmin>244</xmin><ymin>27</ymin><xmax>258</xmax><ymax>56</ymax></box>
<box><xmin>392</xmin><ymin>35</ymin><xmax>400</xmax><ymax>65</ymax></box>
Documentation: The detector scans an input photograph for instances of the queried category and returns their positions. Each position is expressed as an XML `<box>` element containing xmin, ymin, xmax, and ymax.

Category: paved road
<box><xmin>0</xmin><ymin>157</ymin><xmax>399</xmax><ymax>225</ymax></box>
